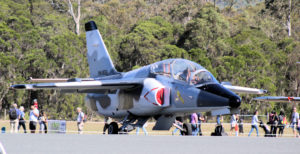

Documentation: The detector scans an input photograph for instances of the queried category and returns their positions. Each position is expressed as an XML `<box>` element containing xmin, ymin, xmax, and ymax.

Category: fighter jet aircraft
<box><xmin>11</xmin><ymin>21</ymin><xmax>267</xmax><ymax>135</ymax></box>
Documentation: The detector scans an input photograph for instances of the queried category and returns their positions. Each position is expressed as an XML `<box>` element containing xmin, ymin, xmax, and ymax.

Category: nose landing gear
<box><xmin>182</xmin><ymin>123</ymin><xmax>192</xmax><ymax>136</ymax></box>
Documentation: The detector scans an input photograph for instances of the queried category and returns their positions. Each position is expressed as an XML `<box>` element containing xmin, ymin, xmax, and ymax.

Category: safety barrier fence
<box><xmin>0</xmin><ymin>120</ymin><xmax>298</xmax><ymax>137</ymax></box>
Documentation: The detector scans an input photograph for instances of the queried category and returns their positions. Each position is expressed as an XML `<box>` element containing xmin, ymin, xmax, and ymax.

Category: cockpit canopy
<box><xmin>150</xmin><ymin>59</ymin><xmax>218</xmax><ymax>85</ymax></box>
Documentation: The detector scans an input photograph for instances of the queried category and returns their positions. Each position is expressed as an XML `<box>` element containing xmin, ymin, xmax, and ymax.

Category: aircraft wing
<box><xmin>253</xmin><ymin>96</ymin><xmax>300</xmax><ymax>102</ymax></box>
<box><xmin>10</xmin><ymin>79</ymin><xmax>144</xmax><ymax>91</ymax></box>
<box><xmin>26</xmin><ymin>77</ymin><xmax>95</xmax><ymax>83</ymax></box>
<box><xmin>222</xmin><ymin>85</ymin><xmax>267</xmax><ymax>94</ymax></box>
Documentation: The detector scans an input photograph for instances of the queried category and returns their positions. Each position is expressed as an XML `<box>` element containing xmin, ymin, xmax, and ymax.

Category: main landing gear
<box><xmin>108</xmin><ymin>122</ymin><xmax>119</xmax><ymax>134</ymax></box>
<box><xmin>106</xmin><ymin>114</ymin><xmax>149</xmax><ymax>135</ymax></box>
<box><xmin>182</xmin><ymin>123</ymin><xmax>192</xmax><ymax>136</ymax></box>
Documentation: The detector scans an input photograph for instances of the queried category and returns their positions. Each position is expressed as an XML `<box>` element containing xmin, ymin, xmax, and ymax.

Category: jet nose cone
<box><xmin>229</xmin><ymin>96</ymin><xmax>241</xmax><ymax>108</ymax></box>
<box><xmin>197</xmin><ymin>90</ymin><xmax>231</xmax><ymax>107</ymax></box>
<box><xmin>196</xmin><ymin>83</ymin><xmax>242</xmax><ymax>108</ymax></box>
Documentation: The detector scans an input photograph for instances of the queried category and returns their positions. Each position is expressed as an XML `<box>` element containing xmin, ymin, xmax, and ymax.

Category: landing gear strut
<box><xmin>106</xmin><ymin>113</ymin><xmax>149</xmax><ymax>135</ymax></box>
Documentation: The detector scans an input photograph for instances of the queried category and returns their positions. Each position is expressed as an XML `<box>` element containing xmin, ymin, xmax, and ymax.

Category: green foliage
<box><xmin>160</xmin><ymin>45</ymin><xmax>189</xmax><ymax>60</ymax></box>
<box><xmin>119</xmin><ymin>16</ymin><xmax>181</xmax><ymax>71</ymax></box>
<box><xmin>0</xmin><ymin>0</ymin><xmax>299</xmax><ymax>119</ymax></box>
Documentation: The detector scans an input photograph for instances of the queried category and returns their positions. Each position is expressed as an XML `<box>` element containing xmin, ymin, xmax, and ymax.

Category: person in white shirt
<box><xmin>230</xmin><ymin>114</ymin><xmax>237</xmax><ymax>136</ymax></box>
<box><xmin>248</xmin><ymin>110</ymin><xmax>259</xmax><ymax>137</ymax></box>
<box><xmin>77</xmin><ymin>107</ymin><xmax>84</xmax><ymax>134</ymax></box>
<box><xmin>29</xmin><ymin>105</ymin><xmax>39</xmax><ymax>133</ymax></box>
<box><xmin>290</xmin><ymin>107</ymin><xmax>299</xmax><ymax>138</ymax></box>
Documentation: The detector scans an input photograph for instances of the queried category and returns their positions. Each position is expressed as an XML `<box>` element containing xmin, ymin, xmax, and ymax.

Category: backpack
<box><xmin>282</xmin><ymin>117</ymin><xmax>287</xmax><ymax>125</ymax></box>
<box><xmin>9</xmin><ymin>108</ymin><xmax>17</xmax><ymax>120</ymax></box>
<box><xmin>278</xmin><ymin>115</ymin><xmax>283</xmax><ymax>125</ymax></box>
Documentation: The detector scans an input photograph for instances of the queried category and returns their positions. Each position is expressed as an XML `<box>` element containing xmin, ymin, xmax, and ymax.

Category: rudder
<box><xmin>85</xmin><ymin>21</ymin><xmax>118</xmax><ymax>77</ymax></box>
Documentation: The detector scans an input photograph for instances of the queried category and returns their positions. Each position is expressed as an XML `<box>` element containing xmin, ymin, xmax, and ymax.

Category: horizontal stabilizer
<box><xmin>222</xmin><ymin>84</ymin><xmax>267</xmax><ymax>94</ymax></box>
<box><xmin>253</xmin><ymin>96</ymin><xmax>300</xmax><ymax>102</ymax></box>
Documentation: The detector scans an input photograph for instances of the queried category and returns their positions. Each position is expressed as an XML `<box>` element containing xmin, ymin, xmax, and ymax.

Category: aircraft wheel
<box><xmin>108</xmin><ymin>122</ymin><xmax>119</xmax><ymax>134</ymax></box>
<box><xmin>182</xmin><ymin>123</ymin><xmax>192</xmax><ymax>136</ymax></box>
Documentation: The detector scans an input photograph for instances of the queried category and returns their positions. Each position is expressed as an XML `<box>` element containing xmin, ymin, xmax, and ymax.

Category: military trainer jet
<box><xmin>11</xmin><ymin>21</ymin><xmax>267</xmax><ymax>135</ymax></box>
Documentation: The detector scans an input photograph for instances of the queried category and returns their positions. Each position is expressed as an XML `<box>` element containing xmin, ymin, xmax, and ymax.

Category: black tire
<box><xmin>182</xmin><ymin>123</ymin><xmax>192</xmax><ymax>136</ymax></box>
<box><xmin>108</xmin><ymin>122</ymin><xmax>119</xmax><ymax>134</ymax></box>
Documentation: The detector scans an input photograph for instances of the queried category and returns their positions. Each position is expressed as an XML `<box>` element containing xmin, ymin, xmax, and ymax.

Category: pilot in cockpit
<box><xmin>179</xmin><ymin>68</ymin><xmax>191</xmax><ymax>82</ymax></box>
<box><xmin>190</xmin><ymin>71</ymin><xmax>214</xmax><ymax>85</ymax></box>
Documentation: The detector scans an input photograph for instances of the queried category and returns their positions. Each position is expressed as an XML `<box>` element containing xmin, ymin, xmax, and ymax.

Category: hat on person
<box><xmin>33</xmin><ymin>99</ymin><xmax>38</xmax><ymax>108</ymax></box>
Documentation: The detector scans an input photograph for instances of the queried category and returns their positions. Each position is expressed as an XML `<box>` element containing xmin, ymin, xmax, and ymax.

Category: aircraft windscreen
<box><xmin>150</xmin><ymin>59</ymin><xmax>173</xmax><ymax>77</ymax></box>
<box><xmin>172</xmin><ymin>59</ymin><xmax>204</xmax><ymax>82</ymax></box>
<box><xmin>190</xmin><ymin>70</ymin><xmax>218</xmax><ymax>85</ymax></box>
<box><xmin>151</xmin><ymin>59</ymin><xmax>216</xmax><ymax>84</ymax></box>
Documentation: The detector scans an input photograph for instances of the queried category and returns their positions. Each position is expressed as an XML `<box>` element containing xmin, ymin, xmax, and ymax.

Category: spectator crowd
<box><xmin>7</xmin><ymin>99</ymin><xmax>48</xmax><ymax>134</ymax></box>
<box><xmin>172</xmin><ymin>107</ymin><xmax>300</xmax><ymax>138</ymax></box>
<box><xmin>2</xmin><ymin>99</ymin><xmax>300</xmax><ymax>138</ymax></box>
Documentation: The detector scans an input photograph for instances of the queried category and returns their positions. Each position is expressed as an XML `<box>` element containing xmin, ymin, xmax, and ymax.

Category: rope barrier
<box><xmin>1</xmin><ymin>120</ymin><xmax>298</xmax><ymax>137</ymax></box>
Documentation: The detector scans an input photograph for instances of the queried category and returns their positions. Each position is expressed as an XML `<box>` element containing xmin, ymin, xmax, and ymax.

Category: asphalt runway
<box><xmin>0</xmin><ymin>134</ymin><xmax>299</xmax><ymax>154</ymax></box>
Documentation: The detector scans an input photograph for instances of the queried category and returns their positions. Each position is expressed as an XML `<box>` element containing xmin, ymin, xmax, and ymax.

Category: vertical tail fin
<box><xmin>85</xmin><ymin>21</ymin><xmax>118</xmax><ymax>77</ymax></box>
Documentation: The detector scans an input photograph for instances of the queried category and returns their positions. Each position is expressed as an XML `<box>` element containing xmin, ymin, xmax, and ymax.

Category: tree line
<box><xmin>0</xmin><ymin>0</ymin><xmax>299</xmax><ymax>120</ymax></box>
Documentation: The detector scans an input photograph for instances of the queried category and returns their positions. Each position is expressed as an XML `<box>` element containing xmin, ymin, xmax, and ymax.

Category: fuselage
<box><xmin>85</xmin><ymin>59</ymin><xmax>241</xmax><ymax>118</ymax></box>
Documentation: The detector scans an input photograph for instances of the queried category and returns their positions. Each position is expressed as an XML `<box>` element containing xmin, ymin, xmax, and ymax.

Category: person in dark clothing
<box><xmin>18</xmin><ymin>106</ymin><xmax>27</xmax><ymax>133</ymax></box>
<box><xmin>259</xmin><ymin>120</ymin><xmax>272</xmax><ymax>137</ymax></box>
<box><xmin>238</xmin><ymin>118</ymin><xmax>244</xmax><ymax>134</ymax></box>
<box><xmin>268</xmin><ymin>111</ymin><xmax>278</xmax><ymax>137</ymax></box>
<box><xmin>197</xmin><ymin>112</ymin><xmax>205</xmax><ymax>136</ymax></box>
<box><xmin>39</xmin><ymin>111</ymin><xmax>48</xmax><ymax>134</ymax></box>
<box><xmin>103</xmin><ymin>117</ymin><xmax>112</xmax><ymax>134</ymax></box>
<box><xmin>277</xmin><ymin>111</ymin><xmax>286</xmax><ymax>137</ymax></box>
<box><xmin>272</xmin><ymin>111</ymin><xmax>278</xmax><ymax>137</ymax></box>
<box><xmin>213</xmin><ymin>115</ymin><xmax>223</xmax><ymax>136</ymax></box>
